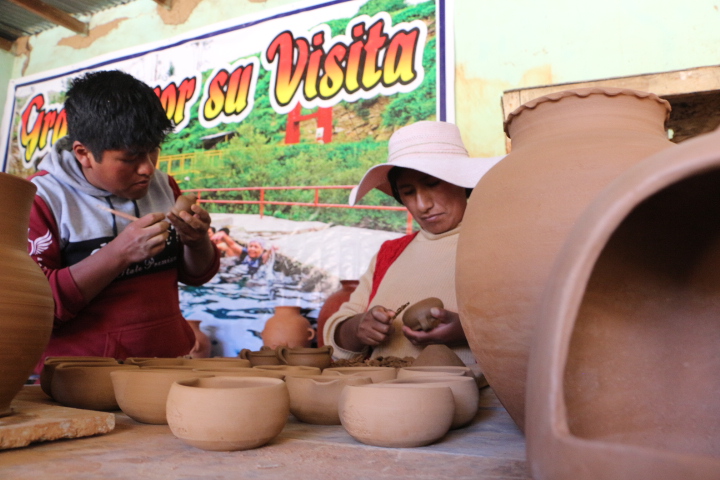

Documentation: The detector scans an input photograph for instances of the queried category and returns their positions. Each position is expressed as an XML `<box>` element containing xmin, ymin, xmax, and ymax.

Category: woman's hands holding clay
<box><xmin>402</xmin><ymin>307</ymin><xmax>467</xmax><ymax>347</ymax></box>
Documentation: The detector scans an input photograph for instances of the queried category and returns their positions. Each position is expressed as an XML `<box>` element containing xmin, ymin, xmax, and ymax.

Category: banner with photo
<box><xmin>0</xmin><ymin>0</ymin><xmax>454</xmax><ymax>356</ymax></box>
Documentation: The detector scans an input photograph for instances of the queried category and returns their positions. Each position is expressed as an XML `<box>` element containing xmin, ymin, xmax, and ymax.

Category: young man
<box><xmin>28</xmin><ymin>70</ymin><xmax>220</xmax><ymax>365</ymax></box>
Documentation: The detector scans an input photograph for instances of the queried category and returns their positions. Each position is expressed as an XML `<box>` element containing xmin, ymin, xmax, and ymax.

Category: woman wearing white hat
<box><xmin>323</xmin><ymin>121</ymin><xmax>504</xmax><ymax>364</ymax></box>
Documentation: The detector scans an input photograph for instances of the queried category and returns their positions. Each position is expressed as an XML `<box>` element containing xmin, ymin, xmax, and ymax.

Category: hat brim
<box><xmin>349</xmin><ymin>153</ymin><xmax>506</xmax><ymax>206</ymax></box>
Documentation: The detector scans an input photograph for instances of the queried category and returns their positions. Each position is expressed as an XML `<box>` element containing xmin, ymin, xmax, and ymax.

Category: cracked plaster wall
<box><xmin>3</xmin><ymin>0</ymin><xmax>720</xmax><ymax>156</ymax></box>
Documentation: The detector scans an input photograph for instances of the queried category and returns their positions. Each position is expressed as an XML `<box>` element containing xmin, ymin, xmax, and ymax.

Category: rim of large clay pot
<box><xmin>504</xmin><ymin>87</ymin><xmax>671</xmax><ymax>136</ymax></box>
<box><xmin>526</xmin><ymin>129</ymin><xmax>720</xmax><ymax>478</ymax></box>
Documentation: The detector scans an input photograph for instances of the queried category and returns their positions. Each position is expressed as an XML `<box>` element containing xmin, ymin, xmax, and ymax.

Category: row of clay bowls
<box><xmin>239</xmin><ymin>345</ymin><xmax>334</xmax><ymax>369</ymax></box>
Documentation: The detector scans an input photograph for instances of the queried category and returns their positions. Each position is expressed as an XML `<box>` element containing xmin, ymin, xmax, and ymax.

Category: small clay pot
<box><xmin>40</xmin><ymin>357</ymin><xmax>118</xmax><ymax>398</ymax></box>
<box><xmin>383</xmin><ymin>376</ymin><xmax>479</xmax><ymax>429</ymax></box>
<box><xmin>339</xmin><ymin>383</ymin><xmax>455</xmax><ymax>447</ymax></box>
<box><xmin>170</xmin><ymin>193</ymin><xmax>198</xmax><ymax>217</ymax></box>
<box><xmin>192</xmin><ymin>367</ymin><xmax>286</xmax><ymax>380</ymax></box>
<box><xmin>111</xmin><ymin>369</ymin><xmax>214</xmax><ymax>424</ymax></box>
<box><xmin>166</xmin><ymin>376</ymin><xmax>289</xmax><ymax>451</ymax></box>
<box><xmin>286</xmin><ymin>374</ymin><xmax>372</xmax><ymax>425</ymax></box>
<box><xmin>322</xmin><ymin>366</ymin><xmax>397</xmax><ymax>383</ymax></box>
<box><xmin>413</xmin><ymin>344</ymin><xmax>466</xmax><ymax>367</ymax></box>
<box><xmin>277</xmin><ymin>346</ymin><xmax>334</xmax><ymax>369</ymax></box>
<box><xmin>51</xmin><ymin>363</ymin><xmax>140</xmax><ymax>410</ymax></box>
<box><xmin>261</xmin><ymin>306</ymin><xmax>315</xmax><ymax>349</ymax></box>
<box><xmin>123</xmin><ymin>357</ymin><xmax>184</xmax><ymax>367</ymax></box>
<box><xmin>239</xmin><ymin>348</ymin><xmax>282</xmax><ymax>366</ymax></box>
<box><xmin>402</xmin><ymin>297</ymin><xmax>443</xmax><ymax>331</ymax></box>
<box><xmin>183</xmin><ymin>358</ymin><xmax>251</xmax><ymax>369</ymax></box>
<box><xmin>253</xmin><ymin>365</ymin><xmax>321</xmax><ymax>377</ymax></box>
<box><xmin>397</xmin><ymin>366</ymin><xmax>474</xmax><ymax>380</ymax></box>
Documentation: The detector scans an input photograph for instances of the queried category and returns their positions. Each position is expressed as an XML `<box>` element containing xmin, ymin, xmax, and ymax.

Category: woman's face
<box><xmin>247</xmin><ymin>241</ymin><xmax>264</xmax><ymax>259</ymax></box>
<box><xmin>395</xmin><ymin>169</ymin><xmax>468</xmax><ymax>234</ymax></box>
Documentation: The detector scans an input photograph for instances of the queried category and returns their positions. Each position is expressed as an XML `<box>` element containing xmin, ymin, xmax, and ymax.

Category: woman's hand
<box><xmin>355</xmin><ymin>305</ymin><xmax>396</xmax><ymax>347</ymax></box>
<box><xmin>402</xmin><ymin>307</ymin><xmax>467</xmax><ymax>347</ymax></box>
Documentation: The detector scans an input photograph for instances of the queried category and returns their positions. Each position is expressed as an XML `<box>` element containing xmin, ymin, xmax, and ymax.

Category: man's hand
<box><xmin>114</xmin><ymin>212</ymin><xmax>170</xmax><ymax>264</ymax></box>
<box><xmin>402</xmin><ymin>307</ymin><xmax>467</xmax><ymax>347</ymax></box>
<box><xmin>167</xmin><ymin>204</ymin><xmax>212</xmax><ymax>249</ymax></box>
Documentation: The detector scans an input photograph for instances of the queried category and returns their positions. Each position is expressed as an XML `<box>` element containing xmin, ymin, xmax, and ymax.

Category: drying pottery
<box><xmin>170</xmin><ymin>193</ymin><xmax>198</xmax><ymax>216</ymax></box>
<box><xmin>123</xmin><ymin>357</ymin><xmax>184</xmax><ymax>366</ymax></box>
<box><xmin>261</xmin><ymin>306</ymin><xmax>315</xmax><ymax>349</ymax></box>
<box><xmin>111</xmin><ymin>369</ymin><xmax>214</xmax><ymax>424</ymax></box>
<box><xmin>186</xmin><ymin>320</ymin><xmax>212</xmax><ymax>358</ymax></box>
<box><xmin>402</xmin><ymin>297</ymin><xmax>444</xmax><ymax>331</ymax></box>
<box><xmin>0</xmin><ymin>173</ymin><xmax>54</xmax><ymax>417</ymax></box>
<box><xmin>286</xmin><ymin>374</ymin><xmax>371</xmax><ymax>425</ymax></box>
<box><xmin>193</xmin><ymin>367</ymin><xmax>286</xmax><ymax>380</ymax></box>
<box><xmin>383</xmin><ymin>376</ymin><xmax>479</xmax><ymax>429</ymax></box>
<box><xmin>316</xmin><ymin>280</ymin><xmax>359</xmax><ymax>347</ymax></box>
<box><xmin>323</xmin><ymin>366</ymin><xmax>397</xmax><ymax>383</ymax></box>
<box><xmin>339</xmin><ymin>383</ymin><xmax>454</xmax><ymax>447</ymax></box>
<box><xmin>412</xmin><ymin>344</ymin><xmax>466</xmax><ymax>367</ymax></box>
<box><xmin>456</xmin><ymin>87</ymin><xmax>676</xmax><ymax>430</ymax></box>
<box><xmin>526</xmin><ymin>126</ymin><xmax>720</xmax><ymax>479</ymax></box>
<box><xmin>166</xmin><ymin>376</ymin><xmax>289</xmax><ymax>451</ymax></box>
<box><xmin>397</xmin><ymin>365</ymin><xmax>473</xmax><ymax>379</ymax></box>
<box><xmin>253</xmin><ymin>365</ymin><xmax>321</xmax><ymax>377</ymax></box>
<box><xmin>51</xmin><ymin>363</ymin><xmax>140</xmax><ymax>410</ymax></box>
<box><xmin>277</xmin><ymin>345</ymin><xmax>334</xmax><ymax>369</ymax></box>
<box><xmin>40</xmin><ymin>357</ymin><xmax>118</xmax><ymax>397</ymax></box>
<box><xmin>182</xmin><ymin>357</ymin><xmax>251</xmax><ymax>368</ymax></box>
<box><xmin>239</xmin><ymin>347</ymin><xmax>282</xmax><ymax>366</ymax></box>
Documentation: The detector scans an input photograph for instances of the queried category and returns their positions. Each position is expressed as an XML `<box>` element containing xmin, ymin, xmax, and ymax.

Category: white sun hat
<box><xmin>348</xmin><ymin>121</ymin><xmax>505</xmax><ymax>206</ymax></box>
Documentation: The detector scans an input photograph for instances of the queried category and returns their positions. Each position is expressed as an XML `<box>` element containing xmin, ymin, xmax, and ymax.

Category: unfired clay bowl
<box><xmin>339</xmin><ymin>383</ymin><xmax>455</xmax><ymax>447</ymax></box>
<box><xmin>123</xmin><ymin>357</ymin><xmax>184</xmax><ymax>367</ymax></box>
<box><xmin>192</xmin><ymin>367</ymin><xmax>285</xmax><ymax>380</ymax></box>
<box><xmin>397</xmin><ymin>366</ymin><xmax>473</xmax><ymax>379</ymax></box>
<box><xmin>322</xmin><ymin>366</ymin><xmax>397</xmax><ymax>383</ymax></box>
<box><xmin>51</xmin><ymin>363</ymin><xmax>140</xmax><ymax>410</ymax></box>
<box><xmin>40</xmin><ymin>357</ymin><xmax>118</xmax><ymax>398</ymax></box>
<box><xmin>111</xmin><ymin>369</ymin><xmax>214</xmax><ymax>424</ymax></box>
<box><xmin>166</xmin><ymin>376</ymin><xmax>289</xmax><ymax>451</ymax></box>
<box><xmin>276</xmin><ymin>346</ymin><xmax>334</xmax><ymax>369</ymax></box>
<box><xmin>286</xmin><ymin>374</ymin><xmax>372</xmax><ymax>425</ymax></box>
<box><xmin>239</xmin><ymin>348</ymin><xmax>282</xmax><ymax>366</ymax></box>
<box><xmin>382</xmin><ymin>376</ymin><xmax>479</xmax><ymax>429</ymax></box>
<box><xmin>253</xmin><ymin>365</ymin><xmax>321</xmax><ymax>377</ymax></box>
<box><xmin>182</xmin><ymin>358</ymin><xmax>251</xmax><ymax>369</ymax></box>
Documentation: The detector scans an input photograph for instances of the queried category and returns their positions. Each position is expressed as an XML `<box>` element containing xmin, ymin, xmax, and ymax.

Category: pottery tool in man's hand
<box><xmin>393</xmin><ymin>302</ymin><xmax>410</xmax><ymax>319</ymax></box>
<box><xmin>95</xmin><ymin>204</ymin><xmax>139</xmax><ymax>221</ymax></box>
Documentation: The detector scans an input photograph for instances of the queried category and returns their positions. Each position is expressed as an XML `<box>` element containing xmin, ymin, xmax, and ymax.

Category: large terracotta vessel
<box><xmin>456</xmin><ymin>88</ymin><xmax>675</xmax><ymax>430</ymax></box>
<box><xmin>0</xmin><ymin>173</ymin><xmax>54</xmax><ymax>416</ymax></box>
<box><xmin>316</xmin><ymin>280</ymin><xmax>359</xmax><ymax>347</ymax></box>
<box><xmin>526</xmin><ymin>127</ymin><xmax>720</xmax><ymax>479</ymax></box>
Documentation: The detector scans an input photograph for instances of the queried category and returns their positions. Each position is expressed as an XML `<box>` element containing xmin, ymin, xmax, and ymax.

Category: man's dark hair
<box><xmin>387</xmin><ymin>167</ymin><xmax>472</xmax><ymax>204</ymax></box>
<box><xmin>65</xmin><ymin>70</ymin><xmax>173</xmax><ymax>160</ymax></box>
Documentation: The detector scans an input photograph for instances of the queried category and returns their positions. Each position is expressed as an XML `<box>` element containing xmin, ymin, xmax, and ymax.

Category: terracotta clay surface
<box><xmin>277</xmin><ymin>346</ymin><xmax>334</xmax><ymax>369</ymax></box>
<box><xmin>316</xmin><ymin>280</ymin><xmax>359</xmax><ymax>347</ymax></box>
<box><xmin>40</xmin><ymin>357</ymin><xmax>118</xmax><ymax>398</ymax></box>
<box><xmin>182</xmin><ymin>357</ymin><xmax>251</xmax><ymax>368</ymax></box>
<box><xmin>51</xmin><ymin>364</ymin><xmax>140</xmax><ymax>411</ymax></box>
<box><xmin>192</xmin><ymin>367</ymin><xmax>285</xmax><ymax>380</ymax></box>
<box><xmin>253</xmin><ymin>365</ymin><xmax>321</xmax><ymax>377</ymax></box>
<box><xmin>166</xmin><ymin>376</ymin><xmax>289</xmax><ymax>451</ymax></box>
<box><xmin>526</xmin><ymin>126</ymin><xmax>720</xmax><ymax>479</ymax></box>
<box><xmin>383</xmin><ymin>376</ymin><xmax>479</xmax><ymax>429</ymax></box>
<box><xmin>286</xmin><ymin>374</ymin><xmax>371</xmax><ymax>425</ymax></box>
<box><xmin>323</xmin><ymin>366</ymin><xmax>397</xmax><ymax>383</ymax></box>
<box><xmin>124</xmin><ymin>357</ymin><xmax>184</xmax><ymax>366</ymax></box>
<box><xmin>0</xmin><ymin>173</ymin><xmax>54</xmax><ymax>417</ymax></box>
<box><xmin>111</xmin><ymin>369</ymin><xmax>214</xmax><ymax>424</ymax></box>
<box><xmin>339</xmin><ymin>383</ymin><xmax>454</xmax><ymax>448</ymax></box>
<box><xmin>456</xmin><ymin>87</ymin><xmax>676</xmax><ymax>430</ymax></box>
<box><xmin>261</xmin><ymin>306</ymin><xmax>316</xmax><ymax>349</ymax></box>
<box><xmin>402</xmin><ymin>297</ymin><xmax>444</xmax><ymax>331</ymax></box>
<box><xmin>397</xmin><ymin>366</ymin><xmax>473</xmax><ymax>379</ymax></box>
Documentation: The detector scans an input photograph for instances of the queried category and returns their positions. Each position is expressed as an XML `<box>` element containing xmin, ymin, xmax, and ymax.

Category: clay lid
<box><xmin>504</xmin><ymin>87</ymin><xmax>671</xmax><ymax>136</ymax></box>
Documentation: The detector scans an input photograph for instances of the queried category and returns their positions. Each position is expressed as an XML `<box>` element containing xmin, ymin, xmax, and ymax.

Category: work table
<box><xmin>0</xmin><ymin>385</ymin><xmax>529</xmax><ymax>479</ymax></box>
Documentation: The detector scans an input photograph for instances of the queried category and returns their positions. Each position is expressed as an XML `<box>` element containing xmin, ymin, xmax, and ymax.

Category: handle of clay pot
<box><xmin>239</xmin><ymin>349</ymin><xmax>250</xmax><ymax>360</ymax></box>
<box><xmin>308</xmin><ymin>328</ymin><xmax>316</xmax><ymax>341</ymax></box>
<box><xmin>276</xmin><ymin>346</ymin><xmax>289</xmax><ymax>364</ymax></box>
<box><xmin>318</xmin><ymin>345</ymin><xmax>333</xmax><ymax>356</ymax></box>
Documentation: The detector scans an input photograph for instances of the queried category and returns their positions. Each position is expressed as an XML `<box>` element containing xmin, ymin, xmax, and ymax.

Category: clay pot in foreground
<box><xmin>192</xmin><ymin>367</ymin><xmax>285</xmax><ymax>380</ymax></box>
<box><xmin>286</xmin><ymin>374</ymin><xmax>371</xmax><ymax>425</ymax></box>
<box><xmin>456</xmin><ymin>87</ymin><xmax>676</xmax><ymax>430</ymax></box>
<box><xmin>277</xmin><ymin>345</ymin><xmax>334</xmax><ymax>369</ymax></box>
<box><xmin>322</xmin><ymin>366</ymin><xmax>397</xmax><ymax>383</ymax></box>
<box><xmin>397</xmin><ymin>366</ymin><xmax>473</xmax><ymax>380</ymax></box>
<box><xmin>526</xmin><ymin>126</ymin><xmax>720</xmax><ymax>480</ymax></box>
<box><xmin>182</xmin><ymin>357</ymin><xmax>251</xmax><ymax>368</ymax></box>
<box><xmin>261</xmin><ymin>306</ymin><xmax>315</xmax><ymax>349</ymax></box>
<box><xmin>40</xmin><ymin>357</ymin><xmax>118</xmax><ymax>398</ymax></box>
<box><xmin>111</xmin><ymin>369</ymin><xmax>214</xmax><ymax>424</ymax></box>
<box><xmin>51</xmin><ymin>363</ymin><xmax>139</xmax><ymax>410</ymax></box>
<box><xmin>253</xmin><ymin>365</ymin><xmax>321</xmax><ymax>377</ymax></box>
<box><xmin>383</xmin><ymin>376</ymin><xmax>479</xmax><ymax>429</ymax></box>
<box><xmin>316</xmin><ymin>280</ymin><xmax>359</xmax><ymax>347</ymax></box>
<box><xmin>339</xmin><ymin>383</ymin><xmax>454</xmax><ymax>447</ymax></box>
<box><xmin>0</xmin><ymin>173</ymin><xmax>54</xmax><ymax>417</ymax></box>
<box><xmin>166</xmin><ymin>376</ymin><xmax>289</xmax><ymax>451</ymax></box>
